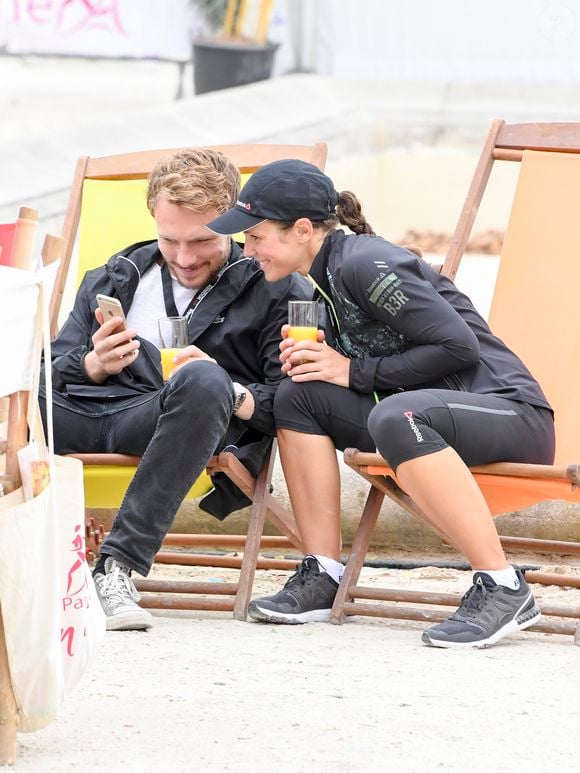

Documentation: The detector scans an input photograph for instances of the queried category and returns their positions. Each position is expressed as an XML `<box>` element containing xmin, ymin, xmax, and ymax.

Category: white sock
<box><xmin>313</xmin><ymin>555</ymin><xmax>344</xmax><ymax>584</ymax></box>
<box><xmin>478</xmin><ymin>566</ymin><xmax>520</xmax><ymax>590</ymax></box>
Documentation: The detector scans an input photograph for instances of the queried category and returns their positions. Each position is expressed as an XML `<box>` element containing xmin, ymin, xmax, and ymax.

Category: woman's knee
<box><xmin>368</xmin><ymin>393</ymin><xmax>413</xmax><ymax>441</ymax></box>
<box><xmin>274</xmin><ymin>379</ymin><xmax>311</xmax><ymax>423</ymax></box>
<box><xmin>273</xmin><ymin>379</ymin><xmax>335</xmax><ymax>430</ymax></box>
<box><xmin>368</xmin><ymin>392</ymin><xmax>436</xmax><ymax>466</ymax></box>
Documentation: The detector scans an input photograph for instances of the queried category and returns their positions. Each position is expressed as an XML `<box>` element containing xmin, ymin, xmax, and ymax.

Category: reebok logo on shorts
<box><xmin>404</xmin><ymin>411</ymin><xmax>424</xmax><ymax>442</ymax></box>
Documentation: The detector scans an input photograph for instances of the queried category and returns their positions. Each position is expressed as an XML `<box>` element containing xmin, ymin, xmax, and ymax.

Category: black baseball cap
<box><xmin>207</xmin><ymin>159</ymin><xmax>339</xmax><ymax>234</ymax></box>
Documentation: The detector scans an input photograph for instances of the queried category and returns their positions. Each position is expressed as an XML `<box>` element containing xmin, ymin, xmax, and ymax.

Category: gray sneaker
<box><xmin>248</xmin><ymin>556</ymin><xmax>339</xmax><ymax>624</ymax></box>
<box><xmin>93</xmin><ymin>557</ymin><xmax>154</xmax><ymax>631</ymax></box>
<box><xmin>422</xmin><ymin>569</ymin><xmax>540</xmax><ymax>649</ymax></box>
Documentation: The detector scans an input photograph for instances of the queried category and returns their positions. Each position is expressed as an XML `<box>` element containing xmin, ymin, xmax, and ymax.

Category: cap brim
<box><xmin>206</xmin><ymin>208</ymin><xmax>266</xmax><ymax>235</ymax></box>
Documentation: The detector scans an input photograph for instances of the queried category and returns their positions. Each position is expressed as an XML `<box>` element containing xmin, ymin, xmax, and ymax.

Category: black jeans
<box><xmin>41</xmin><ymin>361</ymin><xmax>237</xmax><ymax>575</ymax></box>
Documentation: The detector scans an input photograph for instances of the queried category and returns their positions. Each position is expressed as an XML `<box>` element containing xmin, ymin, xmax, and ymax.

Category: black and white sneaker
<box><xmin>422</xmin><ymin>569</ymin><xmax>540</xmax><ymax>649</ymax></box>
<box><xmin>248</xmin><ymin>555</ymin><xmax>339</xmax><ymax>624</ymax></box>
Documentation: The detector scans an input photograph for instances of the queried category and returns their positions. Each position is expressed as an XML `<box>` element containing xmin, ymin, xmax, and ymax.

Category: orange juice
<box><xmin>160</xmin><ymin>348</ymin><xmax>181</xmax><ymax>380</ymax></box>
<box><xmin>288</xmin><ymin>326</ymin><xmax>318</xmax><ymax>342</ymax></box>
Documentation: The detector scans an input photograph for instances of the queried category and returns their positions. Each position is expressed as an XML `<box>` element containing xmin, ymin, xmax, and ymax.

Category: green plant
<box><xmin>192</xmin><ymin>0</ymin><xmax>274</xmax><ymax>46</ymax></box>
<box><xmin>193</xmin><ymin>0</ymin><xmax>228</xmax><ymax>33</ymax></box>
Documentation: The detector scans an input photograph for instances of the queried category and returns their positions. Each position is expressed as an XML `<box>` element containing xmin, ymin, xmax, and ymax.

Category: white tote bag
<box><xmin>0</xmin><ymin>265</ymin><xmax>105</xmax><ymax>732</ymax></box>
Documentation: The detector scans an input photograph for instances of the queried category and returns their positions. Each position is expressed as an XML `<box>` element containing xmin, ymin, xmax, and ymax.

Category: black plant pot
<box><xmin>192</xmin><ymin>38</ymin><xmax>279</xmax><ymax>95</ymax></box>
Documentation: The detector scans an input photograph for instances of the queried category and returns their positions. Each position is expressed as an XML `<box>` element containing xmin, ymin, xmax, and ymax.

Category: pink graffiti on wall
<box><xmin>11</xmin><ymin>0</ymin><xmax>126</xmax><ymax>37</ymax></box>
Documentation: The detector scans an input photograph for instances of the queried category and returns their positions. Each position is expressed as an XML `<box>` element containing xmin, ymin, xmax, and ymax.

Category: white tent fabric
<box><xmin>0</xmin><ymin>266</ymin><xmax>40</xmax><ymax>395</ymax></box>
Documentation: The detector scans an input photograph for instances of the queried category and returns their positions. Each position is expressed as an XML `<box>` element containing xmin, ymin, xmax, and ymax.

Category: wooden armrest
<box><xmin>343</xmin><ymin>449</ymin><xmax>580</xmax><ymax>485</ymax></box>
<box><xmin>67</xmin><ymin>453</ymin><xmax>142</xmax><ymax>466</ymax></box>
<box><xmin>470</xmin><ymin>461</ymin><xmax>580</xmax><ymax>485</ymax></box>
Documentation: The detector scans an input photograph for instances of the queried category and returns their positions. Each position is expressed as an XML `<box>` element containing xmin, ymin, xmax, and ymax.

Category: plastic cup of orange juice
<box><xmin>288</xmin><ymin>300</ymin><xmax>318</xmax><ymax>342</ymax></box>
<box><xmin>158</xmin><ymin>316</ymin><xmax>188</xmax><ymax>380</ymax></box>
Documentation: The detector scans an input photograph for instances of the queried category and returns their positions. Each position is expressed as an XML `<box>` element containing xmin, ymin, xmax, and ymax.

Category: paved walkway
<box><xmin>2</xmin><ymin>55</ymin><xmax>579</xmax><ymax>229</ymax></box>
<box><xmin>14</xmin><ymin>564</ymin><xmax>580</xmax><ymax>772</ymax></box>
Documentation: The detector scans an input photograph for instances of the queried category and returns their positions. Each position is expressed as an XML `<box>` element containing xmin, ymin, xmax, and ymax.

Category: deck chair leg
<box><xmin>217</xmin><ymin>443</ymin><xmax>304</xmax><ymax>553</ymax></box>
<box><xmin>232</xmin><ymin>450</ymin><xmax>276</xmax><ymax>621</ymax></box>
<box><xmin>0</xmin><ymin>609</ymin><xmax>18</xmax><ymax>765</ymax></box>
<box><xmin>330</xmin><ymin>486</ymin><xmax>385</xmax><ymax>625</ymax></box>
<box><xmin>5</xmin><ymin>391</ymin><xmax>29</xmax><ymax>490</ymax></box>
<box><xmin>262</xmin><ymin>492</ymin><xmax>303</xmax><ymax>551</ymax></box>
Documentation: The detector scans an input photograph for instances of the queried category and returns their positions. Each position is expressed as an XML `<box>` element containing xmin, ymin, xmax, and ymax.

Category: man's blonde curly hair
<box><xmin>146</xmin><ymin>148</ymin><xmax>240</xmax><ymax>215</ymax></box>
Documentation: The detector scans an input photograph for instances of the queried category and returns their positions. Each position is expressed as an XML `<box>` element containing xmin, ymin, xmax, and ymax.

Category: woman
<box><xmin>207</xmin><ymin>160</ymin><xmax>554</xmax><ymax>649</ymax></box>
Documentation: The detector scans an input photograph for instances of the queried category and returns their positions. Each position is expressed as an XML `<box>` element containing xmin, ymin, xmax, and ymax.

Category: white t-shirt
<box><xmin>125</xmin><ymin>263</ymin><xmax>196</xmax><ymax>348</ymax></box>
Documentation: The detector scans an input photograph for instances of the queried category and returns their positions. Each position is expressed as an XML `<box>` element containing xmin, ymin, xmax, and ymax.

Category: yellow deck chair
<box><xmin>333</xmin><ymin>121</ymin><xmax>580</xmax><ymax>643</ymax></box>
<box><xmin>51</xmin><ymin>143</ymin><xmax>327</xmax><ymax>618</ymax></box>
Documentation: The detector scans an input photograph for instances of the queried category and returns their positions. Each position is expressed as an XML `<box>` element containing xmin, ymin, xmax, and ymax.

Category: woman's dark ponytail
<box><xmin>336</xmin><ymin>191</ymin><xmax>375</xmax><ymax>236</ymax></box>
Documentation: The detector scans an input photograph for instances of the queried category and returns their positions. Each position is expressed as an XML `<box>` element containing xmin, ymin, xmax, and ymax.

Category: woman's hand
<box><xmin>279</xmin><ymin>324</ymin><xmax>350</xmax><ymax>387</ymax></box>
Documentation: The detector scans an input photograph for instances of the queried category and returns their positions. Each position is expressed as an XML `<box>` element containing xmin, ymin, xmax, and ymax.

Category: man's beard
<box><xmin>169</xmin><ymin>240</ymin><xmax>232</xmax><ymax>288</ymax></box>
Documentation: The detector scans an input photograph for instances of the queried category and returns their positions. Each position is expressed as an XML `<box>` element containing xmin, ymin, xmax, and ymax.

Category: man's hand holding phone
<box><xmin>83</xmin><ymin>295</ymin><xmax>140</xmax><ymax>383</ymax></box>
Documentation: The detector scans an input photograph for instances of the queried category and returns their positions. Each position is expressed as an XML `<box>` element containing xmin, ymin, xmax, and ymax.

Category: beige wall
<box><xmin>327</xmin><ymin>148</ymin><xmax>520</xmax><ymax>240</ymax></box>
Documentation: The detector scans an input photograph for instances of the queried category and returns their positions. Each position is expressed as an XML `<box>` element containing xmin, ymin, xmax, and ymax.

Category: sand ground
<box><xmin>14</xmin><ymin>561</ymin><xmax>580</xmax><ymax>772</ymax></box>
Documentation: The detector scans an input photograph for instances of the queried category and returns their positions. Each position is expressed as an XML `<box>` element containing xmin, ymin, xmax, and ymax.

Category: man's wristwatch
<box><xmin>232</xmin><ymin>382</ymin><xmax>247</xmax><ymax>414</ymax></box>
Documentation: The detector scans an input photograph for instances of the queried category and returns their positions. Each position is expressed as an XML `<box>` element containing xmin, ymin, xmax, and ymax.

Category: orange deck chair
<box><xmin>50</xmin><ymin>143</ymin><xmax>328</xmax><ymax>619</ymax></box>
<box><xmin>334</xmin><ymin>121</ymin><xmax>580</xmax><ymax>643</ymax></box>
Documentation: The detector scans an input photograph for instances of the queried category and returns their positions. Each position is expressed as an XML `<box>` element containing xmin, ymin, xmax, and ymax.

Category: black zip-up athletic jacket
<box><xmin>48</xmin><ymin>239</ymin><xmax>310</xmax><ymax>516</ymax></box>
<box><xmin>309</xmin><ymin>230</ymin><xmax>551</xmax><ymax>410</ymax></box>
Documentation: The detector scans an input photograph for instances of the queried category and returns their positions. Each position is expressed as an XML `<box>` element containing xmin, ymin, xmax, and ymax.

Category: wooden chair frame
<box><xmin>50</xmin><ymin>142</ymin><xmax>327</xmax><ymax>335</ymax></box>
<box><xmin>71</xmin><ymin>441</ymin><xmax>303</xmax><ymax>619</ymax></box>
<box><xmin>53</xmin><ymin>142</ymin><xmax>328</xmax><ymax>618</ymax></box>
<box><xmin>330</xmin><ymin>121</ymin><xmax>580</xmax><ymax>644</ymax></box>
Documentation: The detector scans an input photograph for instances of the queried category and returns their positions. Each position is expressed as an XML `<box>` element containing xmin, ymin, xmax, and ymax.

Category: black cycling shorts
<box><xmin>273</xmin><ymin>379</ymin><xmax>555</xmax><ymax>472</ymax></box>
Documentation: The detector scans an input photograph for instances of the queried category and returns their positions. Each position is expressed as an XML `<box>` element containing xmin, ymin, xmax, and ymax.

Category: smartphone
<box><xmin>96</xmin><ymin>294</ymin><xmax>127</xmax><ymax>329</ymax></box>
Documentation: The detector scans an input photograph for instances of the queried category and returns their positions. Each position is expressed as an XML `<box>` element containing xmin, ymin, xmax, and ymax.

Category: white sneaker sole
<box><xmin>106</xmin><ymin>609</ymin><xmax>154</xmax><ymax>631</ymax></box>
<box><xmin>422</xmin><ymin>605</ymin><xmax>541</xmax><ymax>649</ymax></box>
<box><xmin>248</xmin><ymin>603</ymin><xmax>331</xmax><ymax>625</ymax></box>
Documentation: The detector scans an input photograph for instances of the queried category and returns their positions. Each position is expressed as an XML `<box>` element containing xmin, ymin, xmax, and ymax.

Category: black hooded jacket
<box><xmin>48</xmin><ymin>239</ymin><xmax>310</xmax><ymax>516</ymax></box>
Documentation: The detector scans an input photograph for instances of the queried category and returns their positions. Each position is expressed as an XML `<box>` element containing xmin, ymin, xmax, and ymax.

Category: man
<box><xmin>45</xmin><ymin>149</ymin><xmax>309</xmax><ymax>631</ymax></box>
